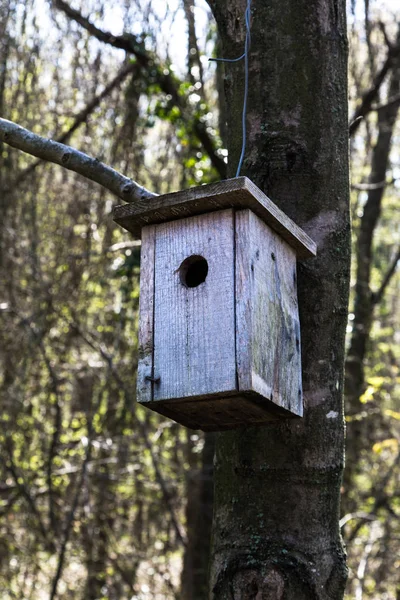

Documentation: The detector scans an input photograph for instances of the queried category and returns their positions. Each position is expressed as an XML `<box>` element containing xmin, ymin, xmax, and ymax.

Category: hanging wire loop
<box><xmin>208</xmin><ymin>0</ymin><xmax>251</xmax><ymax>177</ymax></box>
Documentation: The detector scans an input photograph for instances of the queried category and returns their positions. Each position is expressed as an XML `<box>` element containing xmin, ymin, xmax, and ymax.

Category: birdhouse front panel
<box><xmin>152</xmin><ymin>209</ymin><xmax>237</xmax><ymax>402</ymax></box>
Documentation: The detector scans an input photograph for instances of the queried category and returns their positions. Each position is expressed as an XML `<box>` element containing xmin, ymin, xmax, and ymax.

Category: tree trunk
<box><xmin>181</xmin><ymin>433</ymin><xmax>215</xmax><ymax>600</ymax></box>
<box><xmin>207</xmin><ymin>1</ymin><xmax>350</xmax><ymax>598</ymax></box>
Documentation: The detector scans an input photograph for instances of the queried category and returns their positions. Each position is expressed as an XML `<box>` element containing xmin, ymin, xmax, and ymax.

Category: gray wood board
<box><xmin>136</xmin><ymin>225</ymin><xmax>156</xmax><ymax>403</ymax></box>
<box><xmin>235</xmin><ymin>210</ymin><xmax>303</xmax><ymax>416</ymax></box>
<box><xmin>113</xmin><ymin>177</ymin><xmax>316</xmax><ymax>260</ymax></box>
<box><xmin>152</xmin><ymin>209</ymin><xmax>237</xmax><ymax>402</ymax></box>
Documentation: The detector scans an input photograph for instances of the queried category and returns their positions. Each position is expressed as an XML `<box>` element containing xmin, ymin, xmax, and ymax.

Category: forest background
<box><xmin>0</xmin><ymin>0</ymin><xmax>399</xmax><ymax>599</ymax></box>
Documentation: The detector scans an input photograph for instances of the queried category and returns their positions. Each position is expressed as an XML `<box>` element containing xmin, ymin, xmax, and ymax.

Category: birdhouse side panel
<box><xmin>235</xmin><ymin>210</ymin><xmax>303</xmax><ymax>416</ymax></box>
<box><xmin>137</xmin><ymin>225</ymin><xmax>156</xmax><ymax>404</ymax></box>
<box><xmin>152</xmin><ymin>209</ymin><xmax>237</xmax><ymax>402</ymax></box>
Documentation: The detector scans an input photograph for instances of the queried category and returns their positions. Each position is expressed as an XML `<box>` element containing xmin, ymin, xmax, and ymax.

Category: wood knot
<box><xmin>122</xmin><ymin>183</ymin><xmax>134</xmax><ymax>195</ymax></box>
<box><xmin>61</xmin><ymin>152</ymin><xmax>71</xmax><ymax>164</ymax></box>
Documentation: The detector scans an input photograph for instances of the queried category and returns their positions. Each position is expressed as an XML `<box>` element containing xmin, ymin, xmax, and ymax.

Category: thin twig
<box><xmin>372</xmin><ymin>92</ymin><xmax>400</xmax><ymax>112</ymax></box>
<box><xmin>372</xmin><ymin>245</ymin><xmax>400</xmax><ymax>305</ymax></box>
<box><xmin>6</xmin><ymin>61</ymin><xmax>139</xmax><ymax>191</ymax></box>
<box><xmin>52</xmin><ymin>0</ymin><xmax>227</xmax><ymax>178</ymax></box>
<box><xmin>108</xmin><ymin>240</ymin><xmax>141</xmax><ymax>252</ymax></box>
<box><xmin>345</xmin><ymin>451</ymin><xmax>400</xmax><ymax>543</ymax></box>
<box><xmin>349</xmin><ymin>41</ymin><xmax>400</xmax><ymax>137</ymax></box>
<box><xmin>13</xmin><ymin>309</ymin><xmax>65</xmax><ymax>533</ymax></box>
<box><xmin>0</xmin><ymin>117</ymin><xmax>156</xmax><ymax>203</ymax></box>
<box><xmin>339</xmin><ymin>511</ymin><xmax>376</xmax><ymax>528</ymax></box>
<box><xmin>5</xmin><ymin>446</ymin><xmax>50</xmax><ymax>547</ymax></box>
<box><xmin>48</xmin><ymin>381</ymin><xmax>106</xmax><ymax>600</ymax></box>
<box><xmin>351</xmin><ymin>177</ymin><xmax>397</xmax><ymax>191</ymax></box>
<box><xmin>67</xmin><ymin>320</ymin><xmax>188</xmax><ymax>548</ymax></box>
<box><xmin>49</xmin><ymin>437</ymin><xmax>92</xmax><ymax>600</ymax></box>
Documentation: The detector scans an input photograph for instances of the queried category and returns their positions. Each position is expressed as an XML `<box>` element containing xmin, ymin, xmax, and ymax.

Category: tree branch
<box><xmin>14</xmin><ymin>311</ymin><xmax>62</xmax><ymax>535</ymax></box>
<box><xmin>6</xmin><ymin>61</ymin><xmax>139</xmax><ymax>191</ymax></box>
<box><xmin>52</xmin><ymin>0</ymin><xmax>227</xmax><ymax>178</ymax></box>
<box><xmin>53</xmin><ymin>0</ymin><xmax>148</xmax><ymax>58</ymax></box>
<box><xmin>351</xmin><ymin>177</ymin><xmax>398</xmax><ymax>191</ymax></box>
<box><xmin>372</xmin><ymin>245</ymin><xmax>400</xmax><ymax>305</ymax></box>
<box><xmin>49</xmin><ymin>435</ymin><xmax>92</xmax><ymax>600</ymax></box>
<box><xmin>5</xmin><ymin>443</ymin><xmax>51</xmax><ymax>549</ymax></box>
<box><xmin>349</xmin><ymin>42</ymin><xmax>400</xmax><ymax>137</ymax></box>
<box><xmin>0</xmin><ymin>118</ymin><xmax>156</xmax><ymax>202</ymax></box>
<box><xmin>372</xmin><ymin>92</ymin><xmax>400</xmax><ymax>112</ymax></box>
<box><xmin>65</xmin><ymin>318</ymin><xmax>188</xmax><ymax>548</ymax></box>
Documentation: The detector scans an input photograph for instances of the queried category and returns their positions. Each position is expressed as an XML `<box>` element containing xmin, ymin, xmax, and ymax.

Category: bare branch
<box><xmin>349</xmin><ymin>42</ymin><xmax>400</xmax><ymax>137</ymax></box>
<box><xmin>14</xmin><ymin>311</ymin><xmax>63</xmax><ymax>535</ymax></box>
<box><xmin>372</xmin><ymin>245</ymin><xmax>400</xmax><ymax>305</ymax></box>
<box><xmin>351</xmin><ymin>177</ymin><xmax>398</xmax><ymax>191</ymax></box>
<box><xmin>372</xmin><ymin>92</ymin><xmax>400</xmax><ymax>112</ymax></box>
<box><xmin>0</xmin><ymin>118</ymin><xmax>156</xmax><ymax>203</ymax></box>
<box><xmin>5</xmin><ymin>444</ymin><xmax>51</xmax><ymax>549</ymax></box>
<box><xmin>7</xmin><ymin>61</ymin><xmax>139</xmax><ymax>190</ymax></box>
<box><xmin>345</xmin><ymin>451</ymin><xmax>400</xmax><ymax>543</ymax></box>
<box><xmin>52</xmin><ymin>0</ymin><xmax>227</xmax><ymax>178</ymax></box>
<box><xmin>65</xmin><ymin>318</ymin><xmax>188</xmax><ymax>548</ymax></box>
<box><xmin>108</xmin><ymin>240</ymin><xmax>141</xmax><ymax>252</ymax></box>
<box><xmin>349</xmin><ymin>115</ymin><xmax>363</xmax><ymax>135</ymax></box>
<box><xmin>339</xmin><ymin>511</ymin><xmax>376</xmax><ymax>529</ymax></box>
<box><xmin>378</xmin><ymin>20</ymin><xmax>394</xmax><ymax>51</ymax></box>
<box><xmin>53</xmin><ymin>0</ymin><xmax>147</xmax><ymax>57</ymax></box>
<box><xmin>49</xmin><ymin>437</ymin><xmax>92</xmax><ymax>600</ymax></box>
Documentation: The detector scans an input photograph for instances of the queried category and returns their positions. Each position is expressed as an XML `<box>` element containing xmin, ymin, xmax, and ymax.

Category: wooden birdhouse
<box><xmin>113</xmin><ymin>177</ymin><xmax>316</xmax><ymax>431</ymax></box>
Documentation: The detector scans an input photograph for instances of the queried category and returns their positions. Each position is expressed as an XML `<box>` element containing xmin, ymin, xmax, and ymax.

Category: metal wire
<box><xmin>236</xmin><ymin>0</ymin><xmax>251</xmax><ymax>177</ymax></box>
<box><xmin>208</xmin><ymin>0</ymin><xmax>251</xmax><ymax>177</ymax></box>
<box><xmin>210</xmin><ymin>53</ymin><xmax>245</xmax><ymax>63</ymax></box>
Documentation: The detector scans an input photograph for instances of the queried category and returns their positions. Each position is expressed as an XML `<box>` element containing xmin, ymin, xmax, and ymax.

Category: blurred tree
<box><xmin>342</xmin><ymin>6</ymin><xmax>400</xmax><ymax>598</ymax></box>
<box><xmin>344</xmin><ymin>25</ymin><xmax>400</xmax><ymax>512</ymax></box>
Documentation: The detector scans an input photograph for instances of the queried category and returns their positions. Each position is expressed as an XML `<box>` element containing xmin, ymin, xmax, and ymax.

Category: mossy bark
<box><xmin>207</xmin><ymin>1</ymin><xmax>350</xmax><ymax>598</ymax></box>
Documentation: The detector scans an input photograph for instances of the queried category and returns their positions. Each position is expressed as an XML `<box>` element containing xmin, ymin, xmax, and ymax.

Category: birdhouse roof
<box><xmin>113</xmin><ymin>177</ymin><xmax>316</xmax><ymax>259</ymax></box>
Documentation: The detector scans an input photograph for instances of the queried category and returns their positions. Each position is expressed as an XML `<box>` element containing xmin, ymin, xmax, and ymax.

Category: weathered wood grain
<box><xmin>113</xmin><ymin>177</ymin><xmax>317</xmax><ymax>260</ymax></box>
<box><xmin>136</xmin><ymin>208</ymin><xmax>303</xmax><ymax>429</ymax></box>
<box><xmin>152</xmin><ymin>209</ymin><xmax>237</xmax><ymax>402</ymax></box>
<box><xmin>235</xmin><ymin>210</ymin><xmax>303</xmax><ymax>417</ymax></box>
<box><xmin>234</xmin><ymin>210</ymin><xmax>252</xmax><ymax>392</ymax></box>
<box><xmin>136</xmin><ymin>225</ymin><xmax>156</xmax><ymax>403</ymax></box>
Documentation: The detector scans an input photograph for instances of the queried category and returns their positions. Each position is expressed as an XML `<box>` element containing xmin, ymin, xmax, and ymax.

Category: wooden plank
<box><xmin>152</xmin><ymin>209</ymin><xmax>237</xmax><ymax>402</ymax></box>
<box><xmin>113</xmin><ymin>176</ymin><xmax>317</xmax><ymax>260</ymax></box>
<box><xmin>234</xmin><ymin>210</ymin><xmax>252</xmax><ymax>392</ymax></box>
<box><xmin>136</xmin><ymin>225</ymin><xmax>156</xmax><ymax>403</ymax></box>
<box><xmin>243</xmin><ymin>210</ymin><xmax>303</xmax><ymax>416</ymax></box>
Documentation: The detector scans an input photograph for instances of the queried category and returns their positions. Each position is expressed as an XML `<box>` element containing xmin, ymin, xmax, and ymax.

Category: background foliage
<box><xmin>0</xmin><ymin>0</ymin><xmax>399</xmax><ymax>598</ymax></box>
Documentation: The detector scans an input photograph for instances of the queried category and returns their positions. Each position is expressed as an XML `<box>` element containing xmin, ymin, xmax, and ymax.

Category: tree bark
<box><xmin>207</xmin><ymin>1</ymin><xmax>350</xmax><ymax>598</ymax></box>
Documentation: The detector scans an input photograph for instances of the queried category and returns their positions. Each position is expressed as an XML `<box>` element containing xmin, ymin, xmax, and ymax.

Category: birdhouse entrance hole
<box><xmin>179</xmin><ymin>255</ymin><xmax>208</xmax><ymax>288</ymax></box>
